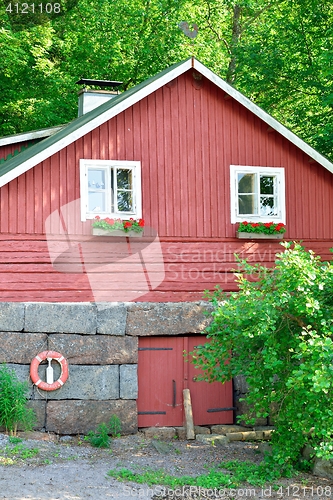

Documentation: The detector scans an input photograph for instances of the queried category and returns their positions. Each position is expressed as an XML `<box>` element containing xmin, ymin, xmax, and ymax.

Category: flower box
<box><xmin>92</xmin><ymin>228</ymin><xmax>143</xmax><ymax>237</ymax></box>
<box><xmin>236</xmin><ymin>221</ymin><xmax>286</xmax><ymax>240</ymax></box>
<box><xmin>92</xmin><ymin>216</ymin><xmax>145</xmax><ymax>237</ymax></box>
<box><xmin>236</xmin><ymin>231</ymin><xmax>284</xmax><ymax>240</ymax></box>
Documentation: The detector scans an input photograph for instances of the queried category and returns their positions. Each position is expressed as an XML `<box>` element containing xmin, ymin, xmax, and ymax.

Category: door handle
<box><xmin>172</xmin><ymin>379</ymin><xmax>176</xmax><ymax>407</ymax></box>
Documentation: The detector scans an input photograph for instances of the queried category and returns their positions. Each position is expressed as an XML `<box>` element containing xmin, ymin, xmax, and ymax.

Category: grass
<box><xmin>107</xmin><ymin>459</ymin><xmax>296</xmax><ymax>489</ymax></box>
<box><xmin>0</xmin><ymin>443</ymin><xmax>40</xmax><ymax>464</ymax></box>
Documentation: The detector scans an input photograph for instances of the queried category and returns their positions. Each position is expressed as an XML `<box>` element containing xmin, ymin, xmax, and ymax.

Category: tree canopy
<box><xmin>0</xmin><ymin>0</ymin><xmax>332</xmax><ymax>159</ymax></box>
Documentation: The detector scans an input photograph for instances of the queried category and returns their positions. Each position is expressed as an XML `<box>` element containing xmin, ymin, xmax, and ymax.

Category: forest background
<box><xmin>0</xmin><ymin>0</ymin><xmax>332</xmax><ymax>161</ymax></box>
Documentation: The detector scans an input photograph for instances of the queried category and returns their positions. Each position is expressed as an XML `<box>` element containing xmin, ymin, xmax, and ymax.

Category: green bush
<box><xmin>85</xmin><ymin>414</ymin><xmax>122</xmax><ymax>448</ymax></box>
<box><xmin>0</xmin><ymin>364</ymin><xmax>36</xmax><ymax>436</ymax></box>
<box><xmin>192</xmin><ymin>242</ymin><xmax>333</xmax><ymax>465</ymax></box>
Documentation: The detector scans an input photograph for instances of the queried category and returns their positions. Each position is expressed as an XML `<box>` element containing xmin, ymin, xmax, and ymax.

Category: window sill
<box><xmin>92</xmin><ymin>228</ymin><xmax>143</xmax><ymax>237</ymax></box>
<box><xmin>236</xmin><ymin>231</ymin><xmax>284</xmax><ymax>240</ymax></box>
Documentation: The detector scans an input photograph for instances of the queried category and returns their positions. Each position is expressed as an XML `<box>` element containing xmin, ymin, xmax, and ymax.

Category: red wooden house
<box><xmin>1</xmin><ymin>57</ymin><xmax>333</xmax><ymax>432</ymax></box>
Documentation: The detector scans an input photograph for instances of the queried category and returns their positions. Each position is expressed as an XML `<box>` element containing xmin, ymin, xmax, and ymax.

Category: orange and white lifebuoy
<box><xmin>30</xmin><ymin>351</ymin><xmax>69</xmax><ymax>391</ymax></box>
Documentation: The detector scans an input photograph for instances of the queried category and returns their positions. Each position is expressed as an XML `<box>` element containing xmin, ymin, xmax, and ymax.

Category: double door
<box><xmin>137</xmin><ymin>336</ymin><xmax>233</xmax><ymax>427</ymax></box>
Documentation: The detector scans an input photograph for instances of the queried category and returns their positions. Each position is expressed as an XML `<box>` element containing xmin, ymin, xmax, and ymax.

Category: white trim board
<box><xmin>0</xmin><ymin>126</ymin><xmax>63</xmax><ymax>146</ymax></box>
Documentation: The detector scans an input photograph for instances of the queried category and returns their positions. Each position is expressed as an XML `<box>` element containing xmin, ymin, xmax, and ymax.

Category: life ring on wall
<box><xmin>30</xmin><ymin>351</ymin><xmax>69</xmax><ymax>391</ymax></box>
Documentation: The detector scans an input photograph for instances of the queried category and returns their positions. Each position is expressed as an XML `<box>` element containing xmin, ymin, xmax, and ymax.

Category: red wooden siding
<box><xmin>0</xmin><ymin>234</ymin><xmax>331</xmax><ymax>302</ymax></box>
<box><xmin>0</xmin><ymin>69</ymin><xmax>332</xmax><ymax>301</ymax></box>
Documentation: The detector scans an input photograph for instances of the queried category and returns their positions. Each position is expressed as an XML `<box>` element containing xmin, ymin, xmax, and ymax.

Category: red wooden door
<box><xmin>137</xmin><ymin>337</ymin><xmax>184</xmax><ymax>427</ymax></box>
<box><xmin>137</xmin><ymin>336</ymin><xmax>233</xmax><ymax>427</ymax></box>
<box><xmin>187</xmin><ymin>336</ymin><xmax>234</xmax><ymax>425</ymax></box>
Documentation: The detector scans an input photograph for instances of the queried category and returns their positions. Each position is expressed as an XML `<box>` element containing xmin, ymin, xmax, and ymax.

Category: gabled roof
<box><xmin>0</xmin><ymin>57</ymin><xmax>332</xmax><ymax>188</ymax></box>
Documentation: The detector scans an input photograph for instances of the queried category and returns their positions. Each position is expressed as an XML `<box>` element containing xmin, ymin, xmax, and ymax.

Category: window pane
<box><xmin>260</xmin><ymin>196</ymin><xmax>278</xmax><ymax>216</ymax></box>
<box><xmin>88</xmin><ymin>169</ymin><xmax>106</xmax><ymax>189</ymax></box>
<box><xmin>117</xmin><ymin>191</ymin><xmax>133</xmax><ymax>212</ymax></box>
<box><xmin>238</xmin><ymin>194</ymin><xmax>256</xmax><ymax>214</ymax></box>
<box><xmin>88</xmin><ymin>192</ymin><xmax>106</xmax><ymax>212</ymax></box>
<box><xmin>117</xmin><ymin>169</ymin><xmax>132</xmax><ymax>189</ymax></box>
<box><xmin>238</xmin><ymin>173</ymin><xmax>255</xmax><ymax>194</ymax></box>
<box><xmin>260</xmin><ymin>176</ymin><xmax>274</xmax><ymax>195</ymax></box>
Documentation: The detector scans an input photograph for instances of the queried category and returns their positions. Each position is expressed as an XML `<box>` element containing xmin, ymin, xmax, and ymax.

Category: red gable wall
<box><xmin>0</xmin><ymin>69</ymin><xmax>332</xmax><ymax>301</ymax></box>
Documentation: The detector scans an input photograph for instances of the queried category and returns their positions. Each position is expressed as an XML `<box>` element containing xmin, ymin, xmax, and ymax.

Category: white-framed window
<box><xmin>80</xmin><ymin>159</ymin><xmax>142</xmax><ymax>221</ymax></box>
<box><xmin>230</xmin><ymin>165</ymin><xmax>285</xmax><ymax>223</ymax></box>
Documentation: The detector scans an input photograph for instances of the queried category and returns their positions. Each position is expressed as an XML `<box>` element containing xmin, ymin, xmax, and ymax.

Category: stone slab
<box><xmin>233</xmin><ymin>375</ymin><xmax>249</xmax><ymax>395</ymax></box>
<box><xmin>194</xmin><ymin>426</ymin><xmax>210</xmax><ymax>435</ymax></box>
<box><xmin>5</xmin><ymin>364</ymin><xmax>34</xmax><ymax>398</ymax></box>
<box><xmin>35</xmin><ymin>365</ymin><xmax>120</xmax><ymax>400</ymax></box>
<box><xmin>174</xmin><ymin>427</ymin><xmax>187</xmax><ymax>440</ymax></box>
<box><xmin>0</xmin><ymin>333</ymin><xmax>48</xmax><ymax>364</ymax></box>
<box><xmin>196</xmin><ymin>434</ymin><xmax>230</xmax><ymax>446</ymax></box>
<box><xmin>126</xmin><ymin>302</ymin><xmax>212</xmax><ymax>336</ymax></box>
<box><xmin>313</xmin><ymin>457</ymin><xmax>333</xmax><ymax>480</ymax></box>
<box><xmin>28</xmin><ymin>400</ymin><xmax>46</xmax><ymax>430</ymax></box>
<box><xmin>96</xmin><ymin>302</ymin><xmax>127</xmax><ymax>335</ymax></box>
<box><xmin>141</xmin><ymin>427</ymin><xmax>177</xmax><ymax>440</ymax></box>
<box><xmin>211</xmin><ymin>424</ymin><xmax>251</xmax><ymax>434</ymax></box>
<box><xmin>120</xmin><ymin>364</ymin><xmax>138</xmax><ymax>399</ymax></box>
<box><xmin>25</xmin><ymin>303</ymin><xmax>97</xmax><ymax>334</ymax></box>
<box><xmin>48</xmin><ymin>334</ymin><xmax>138</xmax><ymax>364</ymax></box>
<box><xmin>46</xmin><ymin>400</ymin><xmax>137</xmax><ymax>435</ymax></box>
<box><xmin>0</xmin><ymin>303</ymin><xmax>24</xmax><ymax>332</ymax></box>
<box><xmin>235</xmin><ymin>400</ymin><xmax>268</xmax><ymax>427</ymax></box>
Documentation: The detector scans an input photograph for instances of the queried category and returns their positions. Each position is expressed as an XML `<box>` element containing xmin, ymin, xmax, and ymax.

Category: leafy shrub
<box><xmin>85</xmin><ymin>422</ymin><xmax>111</xmax><ymax>448</ymax></box>
<box><xmin>192</xmin><ymin>242</ymin><xmax>333</xmax><ymax>465</ymax></box>
<box><xmin>0</xmin><ymin>364</ymin><xmax>36</xmax><ymax>436</ymax></box>
<box><xmin>85</xmin><ymin>414</ymin><xmax>122</xmax><ymax>448</ymax></box>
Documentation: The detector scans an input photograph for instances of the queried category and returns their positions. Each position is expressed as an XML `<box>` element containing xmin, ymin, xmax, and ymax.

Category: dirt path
<box><xmin>0</xmin><ymin>432</ymin><xmax>331</xmax><ymax>500</ymax></box>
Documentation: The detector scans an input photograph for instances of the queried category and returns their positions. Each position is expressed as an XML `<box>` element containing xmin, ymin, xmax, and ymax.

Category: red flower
<box><xmin>242</xmin><ymin>221</ymin><xmax>248</xmax><ymax>226</ymax></box>
<box><xmin>123</xmin><ymin>221</ymin><xmax>132</xmax><ymax>229</ymax></box>
<box><xmin>105</xmin><ymin>218</ymin><xmax>115</xmax><ymax>225</ymax></box>
<box><xmin>275</xmin><ymin>223</ymin><xmax>285</xmax><ymax>232</ymax></box>
<box><xmin>251</xmin><ymin>223</ymin><xmax>259</xmax><ymax>227</ymax></box>
<box><xmin>95</xmin><ymin>216</ymin><xmax>100</xmax><ymax>221</ymax></box>
<box><xmin>138</xmin><ymin>219</ymin><xmax>145</xmax><ymax>227</ymax></box>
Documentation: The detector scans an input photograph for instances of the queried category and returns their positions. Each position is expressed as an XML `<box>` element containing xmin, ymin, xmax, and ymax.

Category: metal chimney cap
<box><xmin>75</xmin><ymin>79</ymin><xmax>123</xmax><ymax>88</ymax></box>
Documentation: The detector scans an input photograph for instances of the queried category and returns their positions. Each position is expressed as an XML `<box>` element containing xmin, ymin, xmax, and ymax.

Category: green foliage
<box><xmin>108</xmin><ymin>414</ymin><xmax>122</xmax><ymax>437</ymax></box>
<box><xmin>192</xmin><ymin>242</ymin><xmax>333</xmax><ymax>465</ymax></box>
<box><xmin>0</xmin><ymin>364</ymin><xmax>36</xmax><ymax>436</ymax></box>
<box><xmin>92</xmin><ymin>217</ymin><xmax>145</xmax><ymax>233</ymax></box>
<box><xmin>5</xmin><ymin>444</ymin><xmax>39</xmax><ymax>460</ymax></box>
<box><xmin>108</xmin><ymin>459</ymin><xmax>295</xmax><ymax>488</ymax></box>
<box><xmin>238</xmin><ymin>221</ymin><xmax>286</xmax><ymax>235</ymax></box>
<box><xmin>0</xmin><ymin>0</ymin><xmax>333</xmax><ymax>161</ymax></box>
<box><xmin>84</xmin><ymin>414</ymin><xmax>122</xmax><ymax>448</ymax></box>
<box><xmin>85</xmin><ymin>422</ymin><xmax>111</xmax><ymax>448</ymax></box>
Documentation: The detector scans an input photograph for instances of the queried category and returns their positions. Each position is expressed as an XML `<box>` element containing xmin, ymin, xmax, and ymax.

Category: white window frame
<box><xmin>230</xmin><ymin>165</ymin><xmax>286</xmax><ymax>224</ymax></box>
<box><xmin>80</xmin><ymin>159</ymin><xmax>142</xmax><ymax>221</ymax></box>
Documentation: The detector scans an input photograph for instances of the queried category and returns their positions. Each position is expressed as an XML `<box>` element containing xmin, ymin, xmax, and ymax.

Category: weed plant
<box><xmin>85</xmin><ymin>414</ymin><xmax>122</xmax><ymax>448</ymax></box>
<box><xmin>0</xmin><ymin>364</ymin><xmax>36</xmax><ymax>435</ymax></box>
<box><xmin>108</xmin><ymin>459</ymin><xmax>296</xmax><ymax>489</ymax></box>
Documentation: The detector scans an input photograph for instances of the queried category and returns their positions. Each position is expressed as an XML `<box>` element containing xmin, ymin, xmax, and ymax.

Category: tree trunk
<box><xmin>226</xmin><ymin>4</ymin><xmax>242</xmax><ymax>84</ymax></box>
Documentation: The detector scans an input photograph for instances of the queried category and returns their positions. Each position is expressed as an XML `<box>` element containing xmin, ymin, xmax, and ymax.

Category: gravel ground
<box><xmin>0</xmin><ymin>432</ymin><xmax>332</xmax><ymax>499</ymax></box>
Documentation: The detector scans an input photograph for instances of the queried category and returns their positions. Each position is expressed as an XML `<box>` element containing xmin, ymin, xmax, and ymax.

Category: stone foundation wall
<box><xmin>0</xmin><ymin>301</ymin><xmax>212</xmax><ymax>435</ymax></box>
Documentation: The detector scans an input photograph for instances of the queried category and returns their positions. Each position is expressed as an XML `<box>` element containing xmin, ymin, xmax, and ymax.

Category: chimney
<box><xmin>76</xmin><ymin>79</ymin><xmax>123</xmax><ymax>116</ymax></box>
